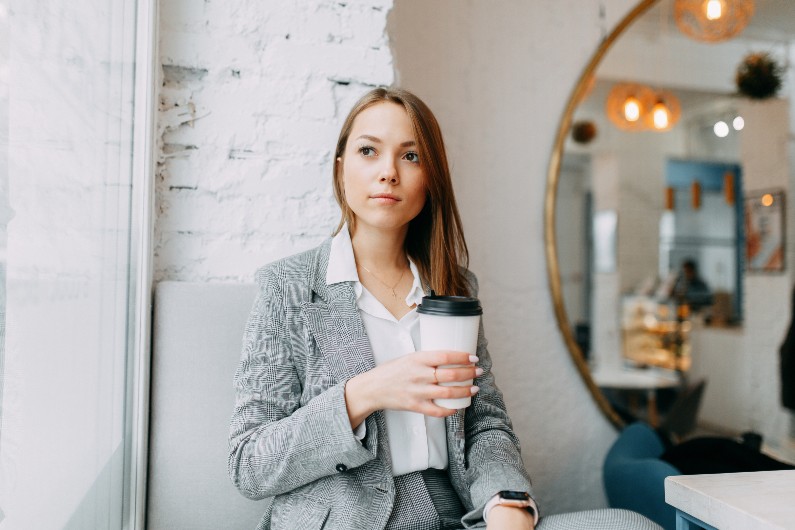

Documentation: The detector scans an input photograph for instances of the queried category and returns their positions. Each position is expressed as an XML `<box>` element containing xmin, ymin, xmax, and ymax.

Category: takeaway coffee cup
<box><xmin>417</xmin><ymin>293</ymin><xmax>482</xmax><ymax>409</ymax></box>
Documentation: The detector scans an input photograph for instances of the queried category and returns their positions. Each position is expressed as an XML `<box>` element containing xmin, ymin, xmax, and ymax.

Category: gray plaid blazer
<box><xmin>228</xmin><ymin>238</ymin><xmax>534</xmax><ymax>529</ymax></box>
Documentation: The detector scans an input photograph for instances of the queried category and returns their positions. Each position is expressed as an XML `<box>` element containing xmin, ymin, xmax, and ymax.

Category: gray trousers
<box><xmin>386</xmin><ymin>469</ymin><xmax>465</xmax><ymax>530</ymax></box>
<box><xmin>386</xmin><ymin>469</ymin><xmax>664</xmax><ymax>530</ymax></box>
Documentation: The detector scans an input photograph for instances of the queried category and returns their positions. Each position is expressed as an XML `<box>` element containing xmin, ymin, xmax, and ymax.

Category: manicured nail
<box><xmin>470</xmin><ymin>386</ymin><xmax>480</xmax><ymax>394</ymax></box>
<box><xmin>469</xmin><ymin>355</ymin><xmax>479</xmax><ymax>363</ymax></box>
<box><xmin>475</xmin><ymin>367</ymin><xmax>484</xmax><ymax>376</ymax></box>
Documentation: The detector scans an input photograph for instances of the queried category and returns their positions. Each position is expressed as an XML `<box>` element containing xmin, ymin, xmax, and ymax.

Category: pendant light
<box><xmin>644</xmin><ymin>90</ymin><xmax>681</xmax><ymax>132</ymax></box>
<box><xmin>645</xmin><ymin>3</ymin><xmax>681</xmax><ymax>133</ymax></box>
<box><xmin>674</xmin><ymin>0</ymin><xmax>755</xmax><ymax>43</ymax></box>
<box><xmin>724</xmin><ymin>171</ymin><xmax>735</xmax><ymax>205</ymax></box>
<box><xmin>691</xmin><ymin>181</ymin><xmax>702</xmax><ymax>210</ymax></box>
<box><xmin>606</xmin><ymin>83</ymin><xmax>655</xmax><ymax>131</ymax></box>
<box><xmin>665</xmin><ymin>187</ymin><xmax>676</xmax><ymax>210</ymax></box>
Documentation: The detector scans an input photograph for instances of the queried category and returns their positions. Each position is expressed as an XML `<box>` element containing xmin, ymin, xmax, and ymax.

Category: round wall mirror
<box><xmin>546</xmin><ymin>0</ymin><xmax>794</xmax><ymax>433</ymax></box>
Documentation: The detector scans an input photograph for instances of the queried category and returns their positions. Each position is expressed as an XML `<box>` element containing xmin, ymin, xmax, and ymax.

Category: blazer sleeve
<box><xmin>227</xmin><ymin>265</ymin><xmax>375</xmax><ymax>499</ymax></box>
<box><xmin>460</xmin><ymin>270</ymin><xmax>536</xmax><ymax>527</ymax></box>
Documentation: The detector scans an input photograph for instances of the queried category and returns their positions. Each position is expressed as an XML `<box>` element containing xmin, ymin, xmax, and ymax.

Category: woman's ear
<box><xmin>336</xmin><ymin>158</ymin><xmax>344</xmax><ymax>181</ymax></box>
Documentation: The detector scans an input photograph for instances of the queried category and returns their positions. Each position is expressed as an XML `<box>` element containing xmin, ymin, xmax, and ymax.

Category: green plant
<box><xmin>736</xmin><ymin>52</ymin><xmax>784</xmax><ymax>100</ymax></box>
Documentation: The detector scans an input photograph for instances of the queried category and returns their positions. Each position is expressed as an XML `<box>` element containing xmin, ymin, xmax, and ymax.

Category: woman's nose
<box><xmin>379</xmin><ymin>162</ymin><xmax>399</xmax><ymax>184</ymax></box>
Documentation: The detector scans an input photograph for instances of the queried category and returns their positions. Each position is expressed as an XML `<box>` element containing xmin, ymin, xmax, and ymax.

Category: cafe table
<box><xmin>665</xmin><ymin>470</ymin><xmax>795</xmax><ymax>529</ymax></box>
<box><xmin>590</xmin><ymin>366</ymin><xmax>680</xmax><ymax>427</ymax></box>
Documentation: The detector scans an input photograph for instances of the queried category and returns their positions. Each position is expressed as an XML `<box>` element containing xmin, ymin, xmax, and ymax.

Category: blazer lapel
<box><xmin>299</xmin><ymin>238</ymin><xmax>376</xmax><ymax>384</ymax></box>
<box><xmin>299</xmin><ymin>242</ymin><xmax>392</xmax><ymax>474</ymax></box>
<box><xmin>300</xmin><ymin>283</ymin><xmax>376</xmax><ymax>383</ymax></box>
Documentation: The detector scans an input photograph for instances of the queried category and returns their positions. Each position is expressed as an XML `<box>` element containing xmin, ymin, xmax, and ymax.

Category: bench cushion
<box><xmin>147</xmin><ymin>281</ymin><xmax>266</xmax><ymax>530</ymax></box>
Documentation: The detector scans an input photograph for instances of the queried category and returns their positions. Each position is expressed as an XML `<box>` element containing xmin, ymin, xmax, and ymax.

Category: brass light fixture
<box><xmin>674</xmin><ymin>0</ymin><xmax>755</xmax><ymax>43</ymax></box>
<box><xmin>762</xmin><ymin>193</ymin><xmax>774</xmax><ymax>207</ymax></box>
<box><xmin>665</xmin><ymin>186</ymin><xmax>676</xmax><ymax>210</ymax></box>
<box><xmin>644</xmin><ymin>90</ymin><xmax>682</xmax><ymax>131</ymax></box>
<box><xmin>605</xmin><ymin>83</ymin><xmax>656</xmax><ymax>131</ymax></box>
<box><xmin>607</xmin><ymin>83</ymin><xmax>681</xmax><ymax>132</ymax></box>
<box><xmin>691</xmin><ymin>180</ymin><xmax>702</xmax><ymax>209</ymax></box>
<box><xmin>724</xmin><ymin>171</ymin><xmax>735</xmax><ymax>205</ymax></box>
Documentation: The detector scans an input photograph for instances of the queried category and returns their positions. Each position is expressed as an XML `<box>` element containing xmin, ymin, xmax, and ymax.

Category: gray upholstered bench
<box><xmin>147</xmin><ymin>282</ymin><xmax>266</xmax><ymax>529</ymax></box>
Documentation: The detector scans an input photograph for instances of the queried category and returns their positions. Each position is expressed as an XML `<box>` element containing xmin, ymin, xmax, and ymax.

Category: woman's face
<box><xmin>339</xmin><ymin>102</ymin><xmax>427</xmax><ymax>235</ymax></box>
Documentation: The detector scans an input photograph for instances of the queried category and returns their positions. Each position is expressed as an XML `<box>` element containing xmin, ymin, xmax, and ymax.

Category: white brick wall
<box><xmin>156</xmin><ymin>0</ymin><xmax>394</xmax><ymax>281</ymax></box>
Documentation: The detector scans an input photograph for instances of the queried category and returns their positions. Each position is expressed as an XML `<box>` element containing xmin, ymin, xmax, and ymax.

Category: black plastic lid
<box><xmin>417</xmin><ymin>292</ymin><xmax>482</xmax><ymax>316</ymax></box>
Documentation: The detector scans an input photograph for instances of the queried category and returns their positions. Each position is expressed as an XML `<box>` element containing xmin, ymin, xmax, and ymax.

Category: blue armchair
<box><xmin>603</xmin><ymin>422</ymin><xmax>681</xmax><ymax>530</ymax></box>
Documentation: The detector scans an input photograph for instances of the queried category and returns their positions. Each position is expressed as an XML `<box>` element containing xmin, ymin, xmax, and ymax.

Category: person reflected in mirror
<box><xmin>669</xmin><ymin>259</ymin><xmax>714</xmax><ymax>312</ymax></box>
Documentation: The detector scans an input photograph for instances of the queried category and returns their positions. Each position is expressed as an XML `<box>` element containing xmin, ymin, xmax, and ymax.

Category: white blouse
<box><xmin>325</xmin><ymin>225</ymin><xmax>448</xmax><ymax>477</ymax></box>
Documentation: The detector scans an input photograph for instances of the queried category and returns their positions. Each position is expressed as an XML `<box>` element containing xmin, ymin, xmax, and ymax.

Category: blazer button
<box><xmin>335</xmin><ymin>463</ymin><xmax>347</xmax><ymax>473</ymax></box>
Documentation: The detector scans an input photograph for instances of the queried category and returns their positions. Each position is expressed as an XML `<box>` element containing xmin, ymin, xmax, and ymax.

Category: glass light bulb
<box><xmin>623</xmin><ymin>97</ymin><xmax>641</xmax><ymax>122</ymax></box>
<box><xmin>652</xmin><ymin>102</ymin><xmax>670</xmax><ymax>129</ymax></box>
<box><xmin>762</xmin><ymin>194</ymin><xmax>774</xmax><ymax>207</ymax></box>
<box><xmin>714</xmin><ymin>121</ymin><xmax>729</xmax><ymax>138</ymax></box>
<box><xmin>705</xmin><ymin>0</ymin><xmax>723</xmax><ymax>20</ymax></box>
<box><xmin>733</xmin><ymin>116</ymin><xmax>744</xmax><ymax>130</ymax></box>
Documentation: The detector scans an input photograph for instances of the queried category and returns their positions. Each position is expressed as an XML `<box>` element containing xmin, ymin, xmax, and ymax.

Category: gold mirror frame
<box><xmin>544</xmin><ymin>0</ymin><xmax>659</xmax><ymax>429</ymax></box>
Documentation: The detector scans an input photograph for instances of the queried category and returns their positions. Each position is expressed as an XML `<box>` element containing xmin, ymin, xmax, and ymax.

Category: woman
<box><xmin>228</xmin><ymin>88</ymin><xmax>660</xmax><ymax>530</ymax></box>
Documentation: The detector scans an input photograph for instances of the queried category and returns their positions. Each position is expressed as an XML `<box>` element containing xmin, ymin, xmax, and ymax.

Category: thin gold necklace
<box><xmin>359</xmin><ymin>262</ymin><xmax>407</xmax><ymax>299</ymax></box>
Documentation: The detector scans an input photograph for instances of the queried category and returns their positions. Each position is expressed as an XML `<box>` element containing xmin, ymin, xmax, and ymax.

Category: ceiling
<box><xmin>744</xmin><ymin>0</ymin><xmax>795</xmax><ymax>41</ymax></box>
<box><xmin>586</xmin><ymin>0</ymin><xmax>794</xmax><ymax>117</ymax></box>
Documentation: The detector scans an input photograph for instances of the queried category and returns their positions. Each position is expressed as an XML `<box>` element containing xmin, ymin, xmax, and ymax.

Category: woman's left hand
<box><xmin>486</xmin><ymin>505</ymin><xmax>535</xmax><ymax>530</ymax></box>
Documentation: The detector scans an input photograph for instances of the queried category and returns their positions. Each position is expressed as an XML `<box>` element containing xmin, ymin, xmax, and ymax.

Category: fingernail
<box><xmin>470</xmin><ymin>386</ymin><xmax>480</xmax><ymax>394</ymax></box>
<box><xmin>475</xmin><ymin>367</ymin><xmax>484</xmax><ymax>376</ymax></box>
<box><xmin>469</xmin><ymin>355</ymin><xmax>479</xmax><ymax>363</ymax></box>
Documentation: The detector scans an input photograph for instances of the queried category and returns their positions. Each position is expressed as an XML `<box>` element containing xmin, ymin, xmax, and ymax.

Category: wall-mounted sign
<box><xmin>745</xmin><ymin>189</ymin><xmax>785</xmax><ymax>273</ymax></box>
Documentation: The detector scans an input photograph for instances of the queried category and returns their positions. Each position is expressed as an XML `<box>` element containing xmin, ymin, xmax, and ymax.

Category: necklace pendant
<box><xmin>391</xmin><ymin>288</ymin><xmax>397</xmax><ymax>298</ymax></box>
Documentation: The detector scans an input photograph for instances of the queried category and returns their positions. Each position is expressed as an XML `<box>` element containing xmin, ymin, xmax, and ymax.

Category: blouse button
<box><xmin>335</xmin><ymin>463</ymin><xmax>347</xmax><ymax>473</ymax></box>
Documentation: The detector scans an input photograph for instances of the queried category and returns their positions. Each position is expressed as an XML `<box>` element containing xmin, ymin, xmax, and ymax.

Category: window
<box><xmin>0</xmin><ymin>1</ymin><xmax>156</xmax><ymax>528</ymax></box>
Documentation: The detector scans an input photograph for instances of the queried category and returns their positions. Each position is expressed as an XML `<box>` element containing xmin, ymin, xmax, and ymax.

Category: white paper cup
<box><xmin>417</xmin><ymin>294</ymin><xmax>482</xmax><ymax>410</ymax></box>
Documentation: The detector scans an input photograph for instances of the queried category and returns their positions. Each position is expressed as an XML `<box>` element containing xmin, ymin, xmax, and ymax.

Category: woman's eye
<box><xmin>358</xmin><ymin>146</ymin><xmax>376</xmax><ymax>157</ymax></box>
<box><xmin>404</xmin><ymin>151</ymin><xmax>420</xmax><ymax>163</ymax></box>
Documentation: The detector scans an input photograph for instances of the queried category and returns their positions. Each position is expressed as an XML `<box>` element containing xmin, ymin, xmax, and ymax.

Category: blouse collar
<box><xmin>326</xmin><ymin>224</ymin><xmax>424</xmax><ymax>307</ymax></box>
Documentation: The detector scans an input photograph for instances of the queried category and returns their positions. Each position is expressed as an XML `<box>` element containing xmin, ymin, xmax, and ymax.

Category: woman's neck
<box><xmin>349</xmin><ymin>224</ymin><xmax>409</xmax><ymax>271</ymax></box>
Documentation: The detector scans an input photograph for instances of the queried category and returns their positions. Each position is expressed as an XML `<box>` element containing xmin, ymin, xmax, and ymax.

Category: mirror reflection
<box><xmin>555</xmin><ymin>0</ymin><xmax>795</xmax><ymax>445</ymax></box>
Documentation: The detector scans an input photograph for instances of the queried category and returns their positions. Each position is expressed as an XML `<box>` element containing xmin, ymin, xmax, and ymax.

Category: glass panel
<box><xmin>0</xmin><ymin>0</ymin><xmax>140</xmax><ymax>527</ymax></box>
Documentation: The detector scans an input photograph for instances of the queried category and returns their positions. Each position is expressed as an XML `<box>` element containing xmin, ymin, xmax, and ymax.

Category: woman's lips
<box><xmin>370</xmin><ymin>194</ymin><xmax>400</xmax><ymax>204</ymax></box>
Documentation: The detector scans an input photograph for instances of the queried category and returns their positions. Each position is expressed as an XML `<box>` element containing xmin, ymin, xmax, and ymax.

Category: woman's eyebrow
<box><xmin>355</xmin><ymin>134</ymin><xmax>416</xmax><ymax>147</ymax></box>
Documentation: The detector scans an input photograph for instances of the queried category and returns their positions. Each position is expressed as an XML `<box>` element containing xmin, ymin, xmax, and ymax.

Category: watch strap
<box><xmin>483</xmin><ymin>492</ymin><xmax>538</xmax><ymax>526</ymax></box>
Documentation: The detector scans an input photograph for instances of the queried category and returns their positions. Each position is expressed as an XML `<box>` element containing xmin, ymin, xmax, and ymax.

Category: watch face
<box><xmin>499</xmin><ymin>490</ymin><xmax>530</xmax><ymax>501</ymax></box>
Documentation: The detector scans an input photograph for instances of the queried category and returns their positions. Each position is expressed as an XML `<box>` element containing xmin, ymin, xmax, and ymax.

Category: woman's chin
<box><xmin>352</xmin><ymin>216</ymin><xmax>414</xmax><ymax>234</ymax></box>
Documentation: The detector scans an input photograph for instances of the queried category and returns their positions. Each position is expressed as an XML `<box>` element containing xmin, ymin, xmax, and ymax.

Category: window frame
<box><xmin>124</xmin><ymin>0</ymin><xmax>159</xmax><ymax>527</ymax></box>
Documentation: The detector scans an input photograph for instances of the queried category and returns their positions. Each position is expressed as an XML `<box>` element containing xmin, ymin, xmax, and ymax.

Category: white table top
<box><xmin>590</xmin><ymin>366</ymin><xmax>680</xmax><ymax>390</ymax></box>
<box><xmin>665</xmin><ymin>470</ymin><xmax>795</xmax><ymax>529</ymax></box>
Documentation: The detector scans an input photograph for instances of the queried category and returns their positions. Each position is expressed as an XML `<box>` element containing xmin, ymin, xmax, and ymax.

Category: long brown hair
<box><xmin>332</xmin><ymin>87</ymin><xmax>470</xmax><ymax>296</ymax></box>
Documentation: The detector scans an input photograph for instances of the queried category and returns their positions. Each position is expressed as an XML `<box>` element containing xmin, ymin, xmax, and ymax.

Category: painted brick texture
<box><xmin>156</xmin><ymin>0</ymin><xmax>394</xmax><ymax>281</ymax></box>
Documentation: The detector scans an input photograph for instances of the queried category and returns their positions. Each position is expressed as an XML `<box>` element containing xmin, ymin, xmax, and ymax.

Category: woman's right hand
<box><xmin>344</xmin><ymin>351</ymin><xmax>482</xmax><ymax>429</ymax></box>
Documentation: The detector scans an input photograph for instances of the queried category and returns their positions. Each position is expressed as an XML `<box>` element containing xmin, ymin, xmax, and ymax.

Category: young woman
<box><xmin>228</xmin><ymin>88</ymin><xmax>661</xmax><ymax>530</ymax></box>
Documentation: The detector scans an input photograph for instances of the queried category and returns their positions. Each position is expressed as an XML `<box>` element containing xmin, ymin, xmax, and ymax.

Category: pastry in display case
<box><xmin>622</xmin><ymin>295</ymin><xmax>691</xmax><ymax>372</ymax></box>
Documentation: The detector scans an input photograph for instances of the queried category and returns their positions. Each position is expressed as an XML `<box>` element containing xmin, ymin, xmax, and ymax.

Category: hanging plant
<box><xmin>735</xmin><ymin>52</ymin><xmax>784</xmax><ymax>100</ymax></box>
<box><xmin>571</xmin><ymin>120</ymin><xmax>597</xmax><ymax>144</ymax></box>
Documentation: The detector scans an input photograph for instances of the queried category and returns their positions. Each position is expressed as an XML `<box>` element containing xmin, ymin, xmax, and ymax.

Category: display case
<box><xmin>622</xmin><ymin>295</ymin><xmax>692</xmax><ymax>371</ymax></box>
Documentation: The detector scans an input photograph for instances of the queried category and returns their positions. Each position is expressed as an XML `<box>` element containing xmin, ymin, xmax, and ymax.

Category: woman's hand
<box><xmin>486</xmin><ymin>506</ymin><xmax>535</xmax><ymax>530</ymax></box>
<box><xmin>344</xmin><ymin>350</ymin><xmax>481</xmax><ymax>428</ymax></box>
